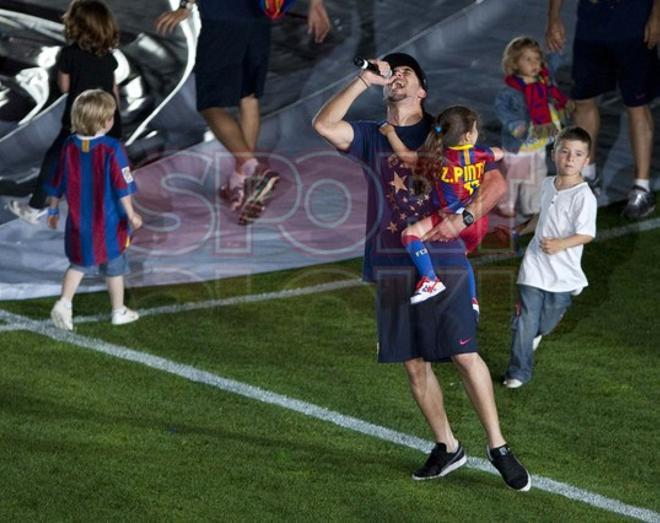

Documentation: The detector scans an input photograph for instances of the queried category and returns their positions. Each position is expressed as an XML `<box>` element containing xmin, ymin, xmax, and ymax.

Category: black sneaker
<box><xmin>622</xmin><ymin>186</ymin><xmax>655</xmax><ymax>220</ymax></box>
<box><xmin>487</xmin><ymin>444</ymin><xmax>531</xmax><ymax>491</ymax></box>
<box><xmin>412</xmin><ymin>442</ymin><xmax>466</xmax><ymax>481</ymax></box>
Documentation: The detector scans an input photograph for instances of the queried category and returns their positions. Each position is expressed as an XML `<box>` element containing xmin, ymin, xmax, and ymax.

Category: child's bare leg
<box><xmin>107</xmin><ymin>275</ymin><xmax>139</xmax><ymax>325</ymax></box>
<box><xmin>61</xmin><ymin>268</ymin><xmax>85</xmax><ymax>301</ymax></box>
<box><xmin>106</xmin><ymin>275</ymin><xmax>125</xmax><ymax>311</ymax></box>
<box><xmin>51</xmin><ymin>268</ymin><xmax>84</xmax><ymax>331</ymax></box>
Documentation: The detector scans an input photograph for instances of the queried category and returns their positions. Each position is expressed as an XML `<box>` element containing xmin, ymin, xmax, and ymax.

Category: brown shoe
<box><xmin>237</xmin><ymin>166</ymin><xmax>280</xmax><ymax>225</ymax></box>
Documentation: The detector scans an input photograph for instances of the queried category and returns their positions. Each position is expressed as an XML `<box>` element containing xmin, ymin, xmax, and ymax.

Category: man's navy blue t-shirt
<box><xmin>345</xmin><ymin>115</ymin><xmax>470</xmax><ymax>282</ymax></box>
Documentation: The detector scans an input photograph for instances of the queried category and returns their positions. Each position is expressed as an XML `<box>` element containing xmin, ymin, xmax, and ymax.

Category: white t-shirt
<box><xmin>518</xmin><ymin>176</ymin><xmax>597</xmax><ymax>293</ymax></box>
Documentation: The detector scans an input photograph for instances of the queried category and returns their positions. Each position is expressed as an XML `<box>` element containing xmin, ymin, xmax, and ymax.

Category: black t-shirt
<box><xmin>57</xmin><ymin>44</ymin><xmax>121</xmax><ymax>137</ymax></box>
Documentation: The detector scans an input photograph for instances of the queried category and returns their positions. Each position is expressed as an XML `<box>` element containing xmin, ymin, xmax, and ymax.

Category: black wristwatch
<box><xmin>462</xmin><ymin>209</ymin><xmax>475</xmax><ymax>227</ymax></box>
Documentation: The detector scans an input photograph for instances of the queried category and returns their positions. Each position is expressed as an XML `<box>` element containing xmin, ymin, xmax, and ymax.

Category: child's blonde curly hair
<box><xmin>501</xmin><ymin>36</ymin><xmax>546</xmax><ymax>76</ymax></box>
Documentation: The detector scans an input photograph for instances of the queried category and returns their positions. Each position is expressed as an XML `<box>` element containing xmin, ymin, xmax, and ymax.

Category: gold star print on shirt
<box><xmin>382</xmin><ymin>153</ymin><xmax>436</xmax><ymax>238</ymax></box>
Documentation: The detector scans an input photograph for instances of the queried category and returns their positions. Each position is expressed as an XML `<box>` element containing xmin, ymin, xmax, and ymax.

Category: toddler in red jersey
<box><xmin>45</xmin><ymin>89</ymin><xmax>142</xmax><ymax>330</ymax></box>
<box><xmin>380</xmin><ymin>105</ymin><xmax>503</xmax><ymax>305</ymax></box>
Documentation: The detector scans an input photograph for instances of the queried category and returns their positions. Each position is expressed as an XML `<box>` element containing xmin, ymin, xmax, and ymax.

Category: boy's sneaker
<box><xmin>410</xmin><ymin>277</ymin><xmax>446</xmax><ymax>305</ymax></box>
<box><xmin>503</xmin><ymin>378</ymin><xmax>524</xmax><ymax>389</ymax></box>
<box><xmin>622</xmin><ymin>186</ymin><xmax>655</xmax><ymax>220</ymax></box>
<box><xmin>111</xmin><ymin>307</ymin><xmax>139</xmax><ymax>326</ymax></box>
<box><xmin>7</xmin><ymin>200</ymin><xmax>46</xmax><ymax>224</ymax></box>
<box><xmin>50</xmin><ymin>299</ymin><xmax>73</xmax><ymax>331</ymax></box>
<box><xmin>238</xmin><ymin>165</ymin><xmax>280</xmax><ymax>225</ymax></box>
<box><xmin>487</xmin><ymin>444</ymin><xmax>531</xmax><ymax>491</ymax></box>
<box><xmin>412</xmin><ymin>442</ymin><xmax>467</xmax><ymax>481</ymax></box>
<box><xmin>532</xmin><ymin>335</ymin><xmax>543</xmax><ymax>351</ymax></box>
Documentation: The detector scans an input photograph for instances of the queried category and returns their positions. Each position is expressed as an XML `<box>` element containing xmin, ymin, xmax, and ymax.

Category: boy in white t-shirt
<box><xmin>503</xmin><ymin>126</ymin><xmax>597</xmax><ymax>388</ymax></box>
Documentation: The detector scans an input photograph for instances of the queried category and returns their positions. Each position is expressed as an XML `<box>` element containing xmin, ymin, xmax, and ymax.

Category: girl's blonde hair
<box><xmin>501</xmin><ymin>36</ymin><xmax>546</xmax><ymax>76</ymax></box>
<box><xmin>417</xmin><ymin>105</ymin><xmax>479</xmax><ymax>180</ymax></box>
<box><xmin>63</xmin><ymin>0</ymin><xmax>119</xmax><ymax>56</ymax></box>
<box><xmin>71</xmin><ymin>89</ymin><xmax>116</xmax><ymax>135</ymax></box>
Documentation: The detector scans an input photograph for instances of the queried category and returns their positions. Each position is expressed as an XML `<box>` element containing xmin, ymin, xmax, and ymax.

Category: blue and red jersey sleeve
<box><xmin>108</xmin><ymin>141</ymin><xmax>136</xmax><ymax>198</ymax></box>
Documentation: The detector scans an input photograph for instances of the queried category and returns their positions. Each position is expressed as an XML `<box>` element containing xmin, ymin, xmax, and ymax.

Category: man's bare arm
<box><xmin>313</xmin><ymin>61</ymin><xmax>392</xmax><ymax>151</ymax></box>
<box><xmin>546</xmin><ymin>0</ymin><xmax>566</xmax><ymax>52</ymax></box>
<box><xmin>422</xmin><ymin>168</ymin><xmax>507</xmax><ymax>242</ymax></box>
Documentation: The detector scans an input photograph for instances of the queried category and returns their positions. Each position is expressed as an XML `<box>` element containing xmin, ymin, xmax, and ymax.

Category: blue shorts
<box><xmin>194</xmin><ymin>19</ymin><xmax>271</xmax><ymax>111</ymax></box>
<box><xmin>70</xmin><ymin>252</ymin><xmax>129</xmax><ymax>278</ymax></box>
<box><xmin>571</xmin><ymin>37</ymin><xmax>658</xmax><ymax>106</ymax></box>
<box><xmin>374</xmin><ymin>265</ymin><xmax>478</xmax><ymax>363</ymax></box>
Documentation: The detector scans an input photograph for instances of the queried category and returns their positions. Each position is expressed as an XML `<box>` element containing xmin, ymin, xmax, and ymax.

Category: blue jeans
<box><xmin>505</xmin><ymin>284</ymin><xmax>572</xmax><ymax>383</ymax></box>
<box><xmin>69</xmin><ymin>253</ymin><xmax>129</xmax><ymax>278</ymax></box>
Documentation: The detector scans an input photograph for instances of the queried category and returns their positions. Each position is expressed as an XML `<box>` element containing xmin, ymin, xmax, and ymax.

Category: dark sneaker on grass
<box><xmin>487</xmin><ymin>444</ymin><xmax>531</xmax><ymax>491</ymax></box>
<box><xmin>238</xmin><ymin>166</ymin><xmax>280</xmax><ymax>225</ymax></box>
<box><xmin>412</xmin><ymin>442</ymin><xmax>466</xmax><ymax>481</ymax></box>
<box><xmin>622</xmin><ymin>186</ymin><xmax>655</xmax><ymax>220</ymax></box>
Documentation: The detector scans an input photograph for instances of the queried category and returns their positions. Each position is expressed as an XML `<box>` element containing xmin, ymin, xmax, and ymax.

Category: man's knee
<box><xmin>451</xmin><ymin>352</ymin><xmax>482</xmax><ymax>374</ymax></box>
<box><xmin>625</xmin><ymin>104</ymin><xmax>652</xmax><ymax>122</ymax></box>
<box><xmin>404</xmin><ymin>358</ymin><xmax>429</xmax><ymax>387</ymax></box>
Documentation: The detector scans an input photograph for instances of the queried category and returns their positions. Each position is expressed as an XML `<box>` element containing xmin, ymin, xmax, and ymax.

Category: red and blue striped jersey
<box><xmin>432</xmin><ymin>144</ymin><xmax>495</xmax><ymax>213</ymax></box>
<box><xmin>45</xmin><ymin>134</ymin><xmax>137</xmax><ymax>266</ymax></box>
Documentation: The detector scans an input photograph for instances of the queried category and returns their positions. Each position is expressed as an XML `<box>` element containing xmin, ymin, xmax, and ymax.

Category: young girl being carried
<box><xmin>7</xmin><ymin>0</ymin><xmax>122</xmax><ymax>223</ymax></box>
<box><xmin>380</xmin><ymin>105</ymin><xmax>503</xmax><ymax>305</ymax></box>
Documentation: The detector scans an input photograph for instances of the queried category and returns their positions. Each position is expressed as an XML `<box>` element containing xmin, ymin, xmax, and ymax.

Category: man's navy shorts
<box><xmin>572</xmin><ymin>37</ymin><xmax>658</xmax><ymax>106</ymax></box>
<box><xmin>194</xmin><ymin>19</ymin><xmax>271</xmax><ymax>111</ymax></box>
<box><xmin>374</xmin><ymin>265</ymin><xmax>478</xmax><ymax>363</ymax></box>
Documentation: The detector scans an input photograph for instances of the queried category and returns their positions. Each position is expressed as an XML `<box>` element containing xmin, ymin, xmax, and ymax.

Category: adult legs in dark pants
<box><xmin>195</xmin><ymin>19</ymin><xmax>280</xmax><ymax>225</ymax></box>
<box><xmin>505</xmin><ymin>284</ymin><xmax>572</xmax><ymax>386</ymax></box>
<box><xmin>377</xmin><ymin>267</ymin><xmax>530</xmax><ymax>490</ymax></box>
<box><xmin>6</xmin><ymin>128</ymin><xmax>70</xmax><ymax>224</ymax></box>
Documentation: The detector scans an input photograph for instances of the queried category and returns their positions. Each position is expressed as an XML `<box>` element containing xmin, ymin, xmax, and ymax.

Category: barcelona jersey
<box><xmin>432</xmin><ymin>144</ymin><xmax>495</xmax><ymax>213</ymax></box>
<box><xmin>45</xmin><ymin>135</ymin><xmax>137</xmax><ymax>266</ymax></box>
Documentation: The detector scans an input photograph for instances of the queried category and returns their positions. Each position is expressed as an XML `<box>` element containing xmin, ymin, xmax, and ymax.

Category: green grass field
<box><xmin>1</xmin><ymin>201</ymin><xmax>659</xmax><ymax>521</ymax></box>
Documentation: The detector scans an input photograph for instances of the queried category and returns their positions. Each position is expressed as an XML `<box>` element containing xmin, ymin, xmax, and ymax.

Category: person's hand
<box><xmin>359</xmin><ymin>60</ymin><xmax>393</xmax><ymax>87</ymax></box>
<box><xmin>421</xmin><ymin>212</ymin><xmax>465</xmax><ymax>242</ymax></box>
<box><xmin>531</xmin><ymin>123</ymin><xmax>558</xmax><ymax>141</ymax></box>
<box><xmin>545</xmin><ymin>16</ymin><xmax>566</xmax><ymax>53</ymax></box>
<box><xmin>155</xmin><ymin>8</ymin><xmax>190</xmax><ymax>35</ymax></box>
<box><xmin>307</xmin><ymin>0</ymin><xmax>331</xmax><ymax>43</ymax></box>
<box><xmin>644</xmin><ymin>7</ymin><xmax>660</xmax><ymax>48</ymax></box>
<box><xmin>564</xmin><ymin>99</ymin><xmax>576</xmax><ymax>115</ymax></box>
<box><xmin>379</xmin><ymin>122</ymin><xmax>395</xmax><ymax>136</ymax></box>
<box><xmin>490</xmin><ymin>146</ymin><xmax>504</xmax><ymax>162</ymax></box>
<box><xmin>129</xmin><ymin>213</ymin><xmax>143</xmax><ymax>231</ymax></box>
<box><xmin>47</xmin><ymin>214</ymin><xmax>59</xmax><ymax>230</ymax></box>
<box><xmin>540</xmin><ymin>237</ymin><xmax>564</xmax><ymax>254</ymax></box>
<box><xmin>511</xmin><ymin>123</ymin><xmax>527</xmax><ymax>139</ymax></box>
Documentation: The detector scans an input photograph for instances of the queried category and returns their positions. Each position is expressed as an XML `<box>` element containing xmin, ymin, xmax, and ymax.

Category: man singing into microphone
<box><xmin>313</xmin><ymin>53</ymin><xmax>531</xmax><ymax>490</ymax></box>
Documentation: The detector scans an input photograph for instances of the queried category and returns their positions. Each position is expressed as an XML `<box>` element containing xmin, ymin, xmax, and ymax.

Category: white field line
<box><xmin>0</xmin><ymin>307</ymin><xmax>657</xmax><ymax>522</ymax></box>
<box><xmin>1</xmin><ymin>216</ymin><xmax>658</xmax><ymax>333</ymax></box>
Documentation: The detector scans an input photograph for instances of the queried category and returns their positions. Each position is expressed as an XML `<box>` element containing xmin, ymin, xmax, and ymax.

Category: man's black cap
<box><xmin>383</xmin><ymin>53</ymin><xmax>428</xmax><ymax>90</ymax></box>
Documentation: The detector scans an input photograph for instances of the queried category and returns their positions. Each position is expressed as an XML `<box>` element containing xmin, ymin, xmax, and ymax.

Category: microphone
<box><xmin>354</xmin><ymin>56</ymin><xmax>391</xmax><ymax>78</ymax></box>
